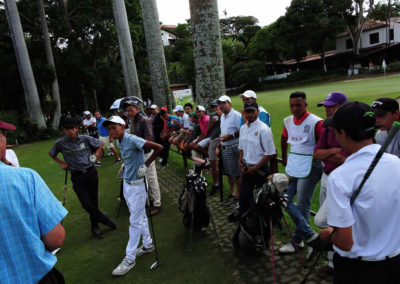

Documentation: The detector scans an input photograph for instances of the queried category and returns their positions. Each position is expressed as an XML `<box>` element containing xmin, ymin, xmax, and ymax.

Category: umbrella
<box><xmin>110</xmin><ymin>98</ymin><xmax>123</xmax><ymax>110</ymax></box>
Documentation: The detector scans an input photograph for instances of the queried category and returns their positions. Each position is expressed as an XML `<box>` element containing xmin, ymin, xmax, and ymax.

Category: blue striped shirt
<box><xmin>0</xmin><ymin>162</ymin><xmax>68</xmax><ymax>283</ymax></box>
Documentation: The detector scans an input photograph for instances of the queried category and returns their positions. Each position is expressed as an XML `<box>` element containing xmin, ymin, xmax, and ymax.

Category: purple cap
<box><xmin>317</xmin><ymin>92</ymin><xmax>348</xmax><ymax>107</ymax></box>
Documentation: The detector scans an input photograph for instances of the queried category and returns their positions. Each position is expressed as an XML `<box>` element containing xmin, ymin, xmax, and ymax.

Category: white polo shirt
<box><xmin>220</xmin><ymin>108</ymin><xmax>241</xmax><ymax>146</ymax></box>
<box><xmin>239</xmin><ymin>118</ymin><xmax>276</xmax><ymax>165</ymax></box>
<box><xmin>182</xmin><ymin>113</ymin><xmax>192</xmax><ymax>130</ymax></box>
<box><xmin>327</xmin><ymin>144</ymin><xmax>400</xmax><ymax>260</ymax></box>
<box><xmin>83</xmin><ymin>117</ymin><xmax>96</xmax><ymax>127</ymax></box>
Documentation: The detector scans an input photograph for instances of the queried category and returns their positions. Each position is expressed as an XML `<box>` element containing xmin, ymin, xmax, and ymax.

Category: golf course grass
<box><xmin>13</xmin><ymin>74</ymin><xmax>400</xmax><ymax>283</ymax></box>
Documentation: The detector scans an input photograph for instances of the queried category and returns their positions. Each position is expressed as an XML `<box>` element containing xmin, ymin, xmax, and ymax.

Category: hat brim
<box><xmin>317</xmin><ymin>101</ymin><xmax>338</xmax><ymax>107</ymax></box>
<box><xmin>372</xmin><ymin>108</ymin><xmax>389</xmax><ymax>117</ymax></box>
<box><xmin>102</xmin><ymin>120</ymin><xmax>124</xmax><ymax>127</ymax></box>
<box><xmin>0</xmin><ymin>121</ymin><xmax>16</xmax><ymax>131</ymax></box>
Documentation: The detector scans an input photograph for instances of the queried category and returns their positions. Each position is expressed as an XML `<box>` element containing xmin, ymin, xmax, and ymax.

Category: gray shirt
<box><xmin>208</xmin><ymin>112</ymin><xmax>221</xmax><ymax>140</ymax></box>
<box><xmin>50</xmin><ymin>135</ymin><xmax>101</xmax><ymax>171</ymax></box>
<box><xmin>376</xmin><ymin>129</ymin><xmax>400</xmax><ymax>158</ymax></box>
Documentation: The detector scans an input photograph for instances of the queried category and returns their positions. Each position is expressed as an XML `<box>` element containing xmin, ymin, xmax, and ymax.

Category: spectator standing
<box><xmin>0</xmin><ymin>134</ymin><xmax>68</xmax><ymax>283</ymax></box>
<box><xmin>82</xmin><ymin>111</ymin><xmax>98</xmax><ymax>138</ymax></box>
<box><xmin>49</xmin><ymin>118</ymin><xmax>116</xmax><ymax>239</ymax></box>
<box><xmin>239</xmin><ymin>90</ymin><xmax>271</xmax><ymax>127</ymax></box>
<box><xmin>371</xmin><ymin>97</ymin><xmax>400</xmax><ymax>157</ymax></box>
<box><xmin>218</xmin><ymin>95</ymin><xmax>242</xmax><ymax>208</ymax></box>
<box><xmin>103</xmin><ymin>116</ymin><xmax>163</xmax><ymax>277</ymax></box>
<box><xmin>94</xmin><ymin>111</ymin><xmax>121</xmax><ymax>165</ymax></box>
<box><xmin>279</xmin><ymin>91</ymin><xmax>323</xmax><ymax>254</ymax></box>
<box><xmin>313</xmin><ymin>92</ymin><xmax>350</xmax><ymax>277</ymax></box>
<box><xmin>320</xmin><ymin>102</ymin><xmax>400</xmax><ymax>284</ymax></box>
<box><xmin>0</xmin><ymin>120</ymin><xmax>19</xmax><ymax>167</ymax></box>
<box><xmin>124</xmin><ymin>98</ymin><xmax>162</xmax><ymax>216</ymax></box>
<box><xmin>206</xmin><ymin>101</ymin><xmax>221</xmax><ymax>196</ymax></box>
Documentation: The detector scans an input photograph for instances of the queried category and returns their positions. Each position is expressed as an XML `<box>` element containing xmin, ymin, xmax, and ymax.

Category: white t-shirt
<box><xmin>220</xmin><ymin>108</ymin><xmax>241</xmax><ymax>146</ymax></box>
<box><xmin>6</xmin><ymin>149</ymin><xmax>19</xmax><ymax>167</ymax></box>
<box><xmin>239</xmin><ymin>118</ymin><xmax>276</xmax><ymax>165</ymax></box>
<box><xmin>182</xmin><ymin>113</ymin><xmax>192</xmax><ymax>130</ymax></box>
<box><xmin>327</xmin><ymin>144</ymin><xmax>400</xmax><ymax>260</ymax></box>
<box><xmin>83</xmin><ymin>117</ymin><xmax>96</xmax><ymax>127</ymax></box>
<box><xmin>376</xmin><ymin>129</ymin><xmax>400</xmax><ymax>158</ymax></box>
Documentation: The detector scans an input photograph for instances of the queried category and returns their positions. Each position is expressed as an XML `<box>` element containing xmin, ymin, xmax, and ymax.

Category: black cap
<box><xmin>62</xmin><ymin>117</ymin><xmax>77</xmax><ymax>129</ymax></box>
<box><xmin>333</xmin><ymin>102</ymin><xmax>376</xmax><ymax>140</ymax></box>
<box><xmin>371</xmin><ymin>97</ymin><xmax>399</xmax><ymax>116</ymax></box>
<box><xmin>244</xmin><ymin>101</ymin><xmax>259</xmax><ymax>112</ymax></box>
<box><xmin>211</xmin><ymin>100</ymin><xmax>218</xmax><ymax>107</ymax></box>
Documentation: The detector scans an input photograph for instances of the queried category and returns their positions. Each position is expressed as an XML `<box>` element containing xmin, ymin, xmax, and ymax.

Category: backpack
<box><xmin>179</xmin><ymin>170</ymin><xmax>210</xmax><ymax>231</ymax></box>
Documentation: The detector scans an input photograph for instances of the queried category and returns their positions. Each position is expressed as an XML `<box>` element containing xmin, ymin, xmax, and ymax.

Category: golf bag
<box><xmin>179</xmin><ymin>169</ymin><xmax>210</xmax><ymax>231</ymax></box>
<box><xmin>233</xmin><ymin>176</ymin><xmax>288</xmax><ymax>254</ymax></box>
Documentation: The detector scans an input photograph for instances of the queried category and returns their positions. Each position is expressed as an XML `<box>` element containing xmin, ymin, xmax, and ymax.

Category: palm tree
<box><xmin>5</xmin><ymin>0</ymin><xmax>46</xmax><ymax>129</ymax></box>
<box><xmin>189</xmin><ymin>0</ymin><xmax>225</xmax><ymax>110</ymax></box>
<box><xmin>139</xmin><ymin>0</ymin><xmax>172</xmax><ymax>110</ymax></box>
<box><xmin>111</xmin><ymin>0</ymin><xmax>142</xmax><ymax>99</ymax></box>
<box><xmin>37</xmin><ymin>0</ymin><xmax>61</xmax><ymax>129</ymax></box>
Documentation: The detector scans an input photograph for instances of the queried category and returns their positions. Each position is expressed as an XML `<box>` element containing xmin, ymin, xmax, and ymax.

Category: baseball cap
<box><xmin>371</xmin><ymin>97</ymin><xmax>399</xmax><ymax>116</ymax></box>
<box><xmin>333</xmin><ymin>101</ymin><xmax>376</xmax><ymax>138</ymax></box>
<box><xmin>150</xmin><ymin>104</ymin><xmax>158</xmax><ymax>109</ymax></box>
<box><xmin>62</xmin><ymin>117</ymin><xmax>77</xmax><ymax>129</ymax></box>
<box><xmin>83</xmin><ymin>111</ymin><xmax>91</xmax><ymax>116</ymax></box>
<box><xmin>239</xmin><ymin>90</ymin><xmax>257</xmax><ymax>99</ymax></box>
<box><xmin>317</xmin><ymin>92</ymin><xmax>348</xmax><ymax>107</ymax></box>
<box><xmin>189</xmin><ymin>112</ymin><xmax>198</xmax><ymax>119</ymax></box>
<box><xmin>217</xmin><ymin>95</ymin><xmax>231</xmax><ymax>103</ymax></box>
<box><xmin>0</xmin><ymin>120</ymin><xmax>16</xmax><ymax>131</ymax></box>
<box><xmin>121</xmin><ymin>96</ymin><xmax>142</xmax><ymax>108</ymax></box>
<box><xmin>196</xmin><ymin>105</ymin><xmax>205</xmax><ymax>112</ymax></box>
<box><xmin>244</xmin><ymin>101</ymin><xmax>258</xmax><ymax>112</ymax></box>
<box><xmin>173</xmin><ymin>105</ymin><xmax>184</xmax><ymax>112</ymax></box>
<box><xmin>102</xmin><ymin>116</ymin><xmax>126</xmax><ymax>127</ymax></box>
<box><xmin>211</xmin><ymin>100</ymin><xmax>218</xmax><ymax>107</ymax></box>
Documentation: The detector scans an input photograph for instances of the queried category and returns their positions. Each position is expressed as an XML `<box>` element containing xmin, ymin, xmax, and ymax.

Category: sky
<box><xmin>155</xmin><ymin>0</ymin><xmax>293</xmax><ymax>27</ymax></box>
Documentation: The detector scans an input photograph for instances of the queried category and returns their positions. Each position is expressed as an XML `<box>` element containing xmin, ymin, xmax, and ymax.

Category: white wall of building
<box><xmin>161</xmin><ymin>30</ymin><xmax>178</xmax><ymax>46</ymax></box>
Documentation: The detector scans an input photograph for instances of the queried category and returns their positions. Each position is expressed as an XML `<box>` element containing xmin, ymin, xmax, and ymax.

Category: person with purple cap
<box><xmin>313</xmin><ymin>91</ymin><xmax>350</xmax><ymax>277</ymax></box>
<box><xmin>0</xmin><ymin>120</ymin><xmax>19</xmax><ymax>167</ymax></box>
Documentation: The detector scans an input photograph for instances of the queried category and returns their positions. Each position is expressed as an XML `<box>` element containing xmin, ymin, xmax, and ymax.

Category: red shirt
<box><xmin>282</xmin><ymin>111</ymin><xmax>323</xmax><ymax>140</ymax></box>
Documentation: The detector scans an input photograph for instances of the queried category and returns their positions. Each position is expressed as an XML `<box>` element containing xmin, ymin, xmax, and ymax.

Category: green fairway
<box><xmin>12</xmin><ymin>75</ymin><xmax>400</xmax><ymax>283</ymax></box>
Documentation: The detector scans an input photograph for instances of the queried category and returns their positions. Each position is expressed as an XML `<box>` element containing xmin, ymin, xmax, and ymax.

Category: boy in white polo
<box><xmin>320</xmin><ymin>102</ymin><xmax>400</xmax><ymax>283</ymax></box>
<box><xmin>103</xmin><ymin>116</ymin><xmax>163</xmax><ymax>277</ymax></box>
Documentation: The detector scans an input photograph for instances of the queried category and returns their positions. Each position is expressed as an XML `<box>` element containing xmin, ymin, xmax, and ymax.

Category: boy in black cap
<box><xmin>371</xmin><ymin>97</ymin><xmax>400</xmax><ymax>157</ymax></box>
<box><xmin>320</xmin><ymin>101</ymin><xmax>400</xmax><ymax>284</ymax></box>
<box><xmin>49</xmin><ymin>117</ymin><xmax>116</xmax><ymax>239</ymax></box>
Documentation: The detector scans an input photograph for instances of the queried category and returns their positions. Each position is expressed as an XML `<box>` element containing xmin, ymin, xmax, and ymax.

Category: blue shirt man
<box><xmin>96</xmin><ymin>115</ymin><xmax>109</xmax><ymax>137</ymax></box>
<box><xmin>0</xmin><ymin>161</ymin><xmax>67</xmax><ymax>283</ymax></box>
<box><xmin>239</xmin><ymin>90</ymin><xmax>271</xmax><ymax>127</ymax></box>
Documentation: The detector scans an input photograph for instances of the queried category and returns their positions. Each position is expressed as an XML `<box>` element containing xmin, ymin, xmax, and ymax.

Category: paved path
<box><xmin>157</xmin><ymin>165</ymin><xmax>332</xmax><ymax>284</ymax></box>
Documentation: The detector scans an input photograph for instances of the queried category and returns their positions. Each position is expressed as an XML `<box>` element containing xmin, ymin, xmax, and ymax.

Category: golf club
<box><xmin>61</xmin><ymin>170</ymin><xmax>68</xmax><ymax>225</ymax></box>
<box><xmin>144</xmin><ymin>176</ymin><xmax>159</xmax><ymax>270</ymax></box>
<box><xmin>301</xmin><ymin>121</ymin><xmax>400</xmax><ymax>284</ymax></box>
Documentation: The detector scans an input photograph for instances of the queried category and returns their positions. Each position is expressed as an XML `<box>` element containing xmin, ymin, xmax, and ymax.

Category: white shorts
<box><xmin>198</xmin><ymin>137</ymin><xmax>211</xmax><ymax>148</ymax></box>
<box><xmin>100</xmin><ymin>136</ymin><xmax>114</xmax><ymax>150</ymax></box>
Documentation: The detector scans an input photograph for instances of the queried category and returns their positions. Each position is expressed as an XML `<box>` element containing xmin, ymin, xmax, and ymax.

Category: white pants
<box><xmin>123</xmin><ymin>179</ymin><xmax>152</xmax><ymax>262</ymax></box>
<box><xmin>145</xmin><ymin>150</ymin><xmax>161</xmax><ymax>207</ymax></box>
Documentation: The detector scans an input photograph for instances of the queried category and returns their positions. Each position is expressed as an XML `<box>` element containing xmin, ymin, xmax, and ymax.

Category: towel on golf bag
<box><xmin>233</xmin><ymin>175</ymin><xmax>289</xmax><ymax>253</ymax></box>
<box><xmin>179</xmin><ymin>169</ymin><xmax>210</xmax><ymax>231</ymax></box>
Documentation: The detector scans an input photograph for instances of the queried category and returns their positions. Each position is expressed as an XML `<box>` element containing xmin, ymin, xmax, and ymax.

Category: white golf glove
<box><xmin>137</xmin><ymin>164</ymin><xmax>148</xmax><ymax>179</ymax></box>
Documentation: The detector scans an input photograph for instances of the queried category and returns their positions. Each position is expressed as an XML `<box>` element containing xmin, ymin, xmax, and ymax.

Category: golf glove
<box><xmin>137</xmin><ymin>164</ymin><xmax>148</xmax><ymax>178</ymax></box>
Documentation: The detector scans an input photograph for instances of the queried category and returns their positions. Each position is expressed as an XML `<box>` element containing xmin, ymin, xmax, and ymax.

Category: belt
<box><xmin>124</xmin><ymin>178</ymin><xmax>144</xmax><ymax>186</ymax></box>
<box><xmin>357</xmin><ymin>252</ymin><xmax>400</xmax><ymax>262</ymax></box>
<box><xmin>221</xmin><ymin>143</ymin><xmax>238</xmax><ymax>150</ymax></box>
<box><xmin>70</xmin><ymin>166</ymin><xmax>94</xmax><ymax>175</ymax></box>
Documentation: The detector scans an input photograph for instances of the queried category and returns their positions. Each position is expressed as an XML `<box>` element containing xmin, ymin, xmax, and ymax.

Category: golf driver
<box><xmin>144</xmin><ymin>176</ymin><xmax>159</xmax><ymax>270</ymax></box>
<box><xmin>301</xmin><ymin>121</ymin><xmax>400</xmax><ymax>284</ymax></box>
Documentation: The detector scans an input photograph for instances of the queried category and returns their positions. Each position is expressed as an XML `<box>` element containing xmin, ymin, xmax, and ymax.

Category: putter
<box><xmin>301</xmin><ymin>121</ymin><xmax>400</xmax><ymax>284</ymax></box>
<box><xmin>61</xmin><ymin>170</ymin><xmax>68</xmax><ymax>225</ymax></box>
<box><xmin>144</xmin><ymin>177</ymin><xmax>159</xmax><ymax>270</ymax></box>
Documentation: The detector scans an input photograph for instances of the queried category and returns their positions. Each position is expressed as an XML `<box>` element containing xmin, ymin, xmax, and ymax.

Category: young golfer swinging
<box><xmin>103</xmin><ymin>116</ymin><xmax>163</xmax><ymax>277</ymax></box>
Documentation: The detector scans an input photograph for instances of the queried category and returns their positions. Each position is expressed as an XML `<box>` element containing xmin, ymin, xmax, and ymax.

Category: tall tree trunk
<box><xmin>37</xmin><ymin>0</ymin><xmax>61</xmax><ymax>129</ymax></box>
<box><xmin>5</xmin><ymin>0</ymin><xmax>46</xmax><ymax>129</ymax></box>
<box><xmin>111</xmin><ymin>0</ymin><xmax>142</xmax><ymax>99</ymax></box>
<box><xmin>189</xmin><ymin>0</ymin><xmax>225</xmax><ymax>111</ymax></box>
<box><xmin>139</xmin><ymin>0</ymin><xmax>172</xmax><ymax>110</ymax></box>
<box><xmin>93</xmin><ymin>88</ymin><xmax>99</xmax><ymax>111</ymax></box>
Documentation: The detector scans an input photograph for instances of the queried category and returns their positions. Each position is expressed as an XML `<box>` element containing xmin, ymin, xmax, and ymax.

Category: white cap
<box><xmin>102</xmin><ymin>116</ymin><xmax>126</xmax><ymax>127</ymax></box>
<box><xmin>272</xmin><ymin>173</ymin><xmax>290</xmax><ymax>193</ymax></box>
<box><xmin>239</xmin><ymin>90</ymin><xmax>257</xmax><ymax>99</ymax></box>
<box><xmin>173</xmin><ymin>105</ymin><xmax>184</xmax><ymax>112</ymax></box>
<box><xmin>196</xmin><ymin>105</ymin><xmax>206</xmax><ymax>112</ymax></box>
<box><xmin>83</xmin><ymin>111</ymin><xmax>91</xmax><ymax>116</ymax></box>
<box><xmin>217</xmin><ymin>95</ymin><xmax>231</xmax><ymax>103</ymax></box>
<box><xmin>150</xmin><ymin>104</ymin><xmax>158</xmax><ymax>109</ymax></box>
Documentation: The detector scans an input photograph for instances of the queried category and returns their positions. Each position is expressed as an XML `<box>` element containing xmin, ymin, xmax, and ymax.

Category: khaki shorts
<box><xmin>100</xmin><ymin>136</ymin><xmax>114</xmax><ymax>150</ymax></box>
<box><xmin>208</xmin><ymin>138</ymin><xmax>220</xmax><ymax>161</ymax></box>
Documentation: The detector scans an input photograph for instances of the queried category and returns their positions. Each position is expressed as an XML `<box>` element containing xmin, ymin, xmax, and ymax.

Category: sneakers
<box><xmin>279</xmin><ymin>240</ymin><xmax>304</xmax><ymax>254</ymax></box>
<box><xmin>136</xmin><ymin>243</ymin><xmax>155</xmax><ymax>257</ymax></box>
<box><xmin>223</xmin><ymin>194</ymin><xmax>236</xmax><ymax>206</ymax></box>
<box><xmin>92</xmin><ymin>227</ymin><xmax>104</xmax><ymax>239</ymax></box>
<box><xmin>114</xmin><ymin>158</ymin><xmax>122</xmax><ymax>164</ymax></box>
<box><xmin>229</xmin><ymin>198</ymin><xmax>239</xmax><ymax>210</ymax></box>
<box><xmin>94</xmin><ymin>161</ymin><xmax>102</xmax><ymax>167</ymax></box>
<box><xmin>112</xmin><ymin>258</ymin><xmax>135</xmax><ymax>276</ymax></box>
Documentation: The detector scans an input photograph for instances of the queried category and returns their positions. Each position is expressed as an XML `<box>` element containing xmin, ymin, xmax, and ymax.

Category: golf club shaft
<box><xmin>144</xmin><ymin>176</ymin><xmax>159</xmax><ymax>263</ymax></box>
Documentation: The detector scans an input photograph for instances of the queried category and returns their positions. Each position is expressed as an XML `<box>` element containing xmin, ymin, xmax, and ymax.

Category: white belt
<box><xmin>358</xmin><ymin>252</ymin><xmax>400</xmax><ymax>262</ymax></box>
<box><xmin>124</xmin><ymin>178</ymin><xmax>144</xmax><ymax>186</ymax></box>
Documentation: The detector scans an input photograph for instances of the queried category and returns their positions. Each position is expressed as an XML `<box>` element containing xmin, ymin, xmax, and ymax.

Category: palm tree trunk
<box><xmin>37</xmin><ymin>0</ymin><xmax>61</xmax><ymax>129</ymax></box>
<box><xmin>5</xmin><ymin>0</ymin><xmax>46</xmax><ymax>129</ymax></box>
<box><xmin>189</xmin><ymin>0</ymin><xmax>225</xmax><ymax>111</ymax></box>
<box><xmin>139</xmin><ymin>0</ymin><xmax>172</xmax><ymax>110</ymax></box>
<box><xmin>111</xmin><ymin>0</ymin><xmax>142</xmax><ymax>99</ymax></box>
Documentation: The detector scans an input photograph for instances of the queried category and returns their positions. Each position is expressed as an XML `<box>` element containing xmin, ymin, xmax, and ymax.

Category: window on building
<box><xmin>390</xmin><ymin>29</ymin><xmax>394</xmax><ymax>41</ymax></box>
<box><xmin>369</xmin><ymin>32</ymin><xmax>379</xmax><ymax>44</ymax></box>
<box><xmin>346</xmin><ymin>39</ymin><xmax>353</xmax><ymax>50</ymax></box>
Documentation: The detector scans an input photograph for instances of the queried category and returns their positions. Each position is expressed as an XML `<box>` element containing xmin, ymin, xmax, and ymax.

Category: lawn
<box><xmin>13</xmin><ymin>74</ymin><xmax>400</xmax><ymax>283</ymax></box>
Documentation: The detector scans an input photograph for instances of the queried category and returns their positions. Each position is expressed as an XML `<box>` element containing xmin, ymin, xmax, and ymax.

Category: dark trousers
<box><xmin>160</xmin><ymin>139</ymin><xmax>170</xmax><ymax>166</ymax></box>
<box><xmin>333</xmin><ymin>252</ymin><xmax>400</xmax><ymax>284</ymax></box>
<box><xmin>71</xmin><ymin>167</ymin><xmax>106</xmax><ymax>230</ymax></box>
<box><xmin>39</xmin><ymin>267</ymin><xmax>64</xmax><ymax>284</ymax></box>
<box><xmin>238</xmin><ymin>165</ymin><xmax>269</xmax><ymax>215</ymax></box>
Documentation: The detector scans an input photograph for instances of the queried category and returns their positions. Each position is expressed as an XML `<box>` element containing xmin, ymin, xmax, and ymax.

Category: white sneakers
<box><xmin>112</xmin><ymin>258</ymin><xmax>135</xmax><ymax>276</ymax></box>
<box><xmin>279</xmin><ymin>240</ymin><xmax>305</xmax><ymax>254</ymax></box>
<box><xmin>136</xmin><ymin>244</ymin><xmax>155</xmax><ymax>257</ymax></box>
